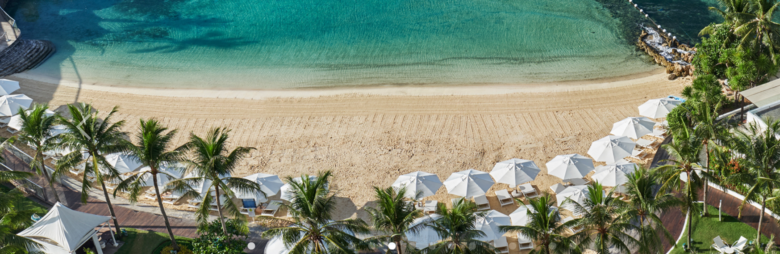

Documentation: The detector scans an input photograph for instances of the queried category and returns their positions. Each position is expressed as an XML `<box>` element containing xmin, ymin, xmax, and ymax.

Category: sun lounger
<box><xmin>423</xmin><ymin>200</ymin><xmax>438</xmax><ymax>214</ymax></box>
<box><xmin>565</xmin><ymin>178</ymin><xmax>589</xmax><ymax>186</ymax></box>
<box><xmin>187</xmin><ymin>197</ymin><xmax>202</xmax><ymax>209</ymax></box>
<box><xmin>550</xmin><ymin>183</ymin><xmax>566</xmax><ymax>194</ymax></box>
<box><xmin>651</xmin><ymin>128</ymin><xmax>668</xmax><ymax>139</ymax></box>
<box><xmin>261</xmin><ymin>200</ymin><xmax>282</xmax><ymax>216</ymax></box>
<box><xmin>636</xmin><ymin>138</ymin><xmax>656</xmax><ymax>149</ymax></box>
<box><xmin>562</xmin><ymin>216</ymin><xmax>583</xmax><ymax>234</ymax></box>
<box><xmin>517</xmin><ymin>233</ymin><xmax>534</xmax><ymax>250</ymax></box>
<box><xmin>712</xmin><ymin>236</ymin><xmax>730</xmax><ymax>253</ymax></box>
<box><xmin>513</xmin><ymin>183</ymin><xmax>539</xmax><ymax>199</ymax></box>
<box><xmin>162</xmin><ymin>192</ymin><xmax>183</xmax><ymax>205</ymax></box>
<box><xmin>732</xmin><ymin>236</ymin><xmax>747</xmax><ymax>252</ymax></box>
<box><xmin>630</xmin><ymin>149</ymin><xmax>648</xmax><ymax>161</ymax></box>
<box><xmin>494</xmin><ymin>236</ymin><xmax>509</xmax><ymax>254</ymax></box>
<box><xmin>7</xmin><ymin>128</ymin><xmax>17</xmax><ymax>134</ymax></box>
<box><xmin>495</xmin><ymin>189</ymin><xmax>514</xmax><ymax>207</ymax></box>
<box><xmin>473</xmin><ymin>195</ymin><xmax>491</xmax><ymax>211</ymax></box>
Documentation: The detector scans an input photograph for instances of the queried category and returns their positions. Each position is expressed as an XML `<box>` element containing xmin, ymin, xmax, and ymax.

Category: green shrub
<box><xmin>191</xmin><ymin>219</ymin><xmax>249</xmax><ymax>254</ymax></box>
<box><xmin>161</xmin><ymin>244</ymin><xmax>194</xmax><ymax>254</ymax></box>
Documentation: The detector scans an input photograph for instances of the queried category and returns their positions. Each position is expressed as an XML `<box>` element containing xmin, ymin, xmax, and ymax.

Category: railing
<box><xmin>0</xmin><ymin>160</ymin><xmax>48</xmax><ymax>201</ymax></box>
<box><xmin>0</xmin><ymin>6</ymin><xmax>19</xmax><ymax>43</ymax></box>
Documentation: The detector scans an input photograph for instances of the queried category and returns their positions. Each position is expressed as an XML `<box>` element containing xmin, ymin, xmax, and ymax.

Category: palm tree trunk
<box><xmin>94</xmin><ymin>156</ymin><xmax>121</xmax><ymax>234</ymax></box>
<box><xmin>758</xmin><ymin>197</ymin><xmax>766</xmax><ymax>244</ymax></box>
<box><xmin>703</xmin><ymin>142</ymin><xmax>709</xmax><ymax>217</ymax></box>
<box><xmin>395</xmin><ymin>239</ymin><xmax>402</xmax><ymax>254</ymax></box>
<box><xmin>215</xmin><ymin>183</ymin><xmax>228</xmax><ymax>236</ymax></box>
<box><xmin>687</xmin><ymin>205</ymin><xmax>692</xmax><ymax>247</ymax></box>
<box><xmin>38</xmin><ymin>150</ymin><xmax>60</xmax><ymax>203</ymax></box>
<box><xmin>153</xmin><ymin>170</ymin><xmax>179</xmax><ymax>251</ymax></box>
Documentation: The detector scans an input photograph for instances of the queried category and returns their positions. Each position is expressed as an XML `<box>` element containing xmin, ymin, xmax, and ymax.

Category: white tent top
<box><xmin>25</xmin><ymin>237</ymin><xmax>70</xmax><ymax>254</ymax></box>
<box><xmin>18</xmin><ymin>202</ymin><xmax>110</xmax><ymax>253</ymax></box>
<box><xmin>610</xmin><ymin>117</ymin><xmax>655</xmax><ymax>139</ymax></box>
<box><xmin>0</xmin><ymin>94</ymin><xmax>33</xmax><ymax>117</ymax></box>
<box><xmin>474</xmin><ymin>210</ymin><xmax>511</xmax><ymax>242</ymax></box>
<box><xmin>138</xmin><ymin>165</ymin><xmax>184</xmax><ymax>187</ymax></box>
<box><xmin>592</xmin><ymin>160</ymin><xmax>638</xmax><ymax>187</ymax></box>
<box><xmin>0</xmin><ymin>79</ymin><xmax>20</xmax><ymax>95</ymax></box>
<box><xmin>587</xmin><ymin>135</ymin><xmax>636</xmax><ymax>164</ymax></box>
<box><xmin>490</xmin><ymin>159</ymin><xmax>541</xmax><ymax>188</ymax></box>
<box><xmin>7</xmin><ymin>109</ymin><xmax>56</xmax><ymax>131</ymax></box>
<box><xmin>392</xmin><ymin>171</ymin><xmax>443</xmax><ymax>200</ymax></box>
<box><xmin>638</xmin><ymin>98</ymin><xmax>682</xmax><ymax>119</ymax></box>
<box><xmin>443</xmin><ymin>169</ymin><xmax>494</xmax><ymax>198</ymax></box>
<box><xmin>556</xmin><ymin>185</ymin><xmax>590</xmax><ymax>209</ymax></box>
<box><xmin>545</xmin><ymin>154</ymin><xmax>595</xmax><ymax>181</ymax></box>
<box><xmin>102</xmin><ymin>153</ymin><xmax>143</xmax><ymax>174</ymax></box>
<box><xmin>406</xmin><ymin>214</ymin><xmax>443</xmax><ymax>249</ymax></box>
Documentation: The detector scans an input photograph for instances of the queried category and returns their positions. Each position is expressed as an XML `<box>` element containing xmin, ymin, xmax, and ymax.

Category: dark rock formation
<box><xmin>0</xmin><ymin>39</ymin><xmax>56</xmax><ymax>77</ymax></box>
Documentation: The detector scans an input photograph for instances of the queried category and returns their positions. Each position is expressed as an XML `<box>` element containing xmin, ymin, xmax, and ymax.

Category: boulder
<box><xmin>668</xmin><ymin>73</ymin><xmax>678</xmax><ymax>80</ymax></box>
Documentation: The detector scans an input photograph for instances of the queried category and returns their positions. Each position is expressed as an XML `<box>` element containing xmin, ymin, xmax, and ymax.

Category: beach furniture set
<box><xmin>712</xmin><ymin>236</ymin><xmax>747</xmax><ymax>253</ymax></box>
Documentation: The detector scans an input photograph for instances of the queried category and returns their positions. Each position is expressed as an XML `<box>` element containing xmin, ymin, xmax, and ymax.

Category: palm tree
<box><xmin>15</xmin><ymin>104</ymin><xmax>62</xmax><ymax>203</ymax></box>
<box><xmin>701</xmin><ymin>0</ymin><xmax>751</xmax><ymax>38</ymax></box>
<box><xmin>0</xmin><ymin>189</ymin><xmax>43</xmax><ymax>253</ymax></box>
<box><xmin>113</xmin><ymin>119</ymin><xmax>184</xmax><ymax>251</ymax></box>
<box><xmin>260</xmin><ymin>171</ymin><xmax>371</xmax><ymax>253</ymax></box>
<box><xmin>734</xmin><ymin>0</ymin><xmax>780</xmax><ymax>61</ymax></box>
<box><xmin>725</xmin><ymin>120</ymin><xmax>780</xmax><ymax>244</ymax></box>
<box><xmin>423</xmin><ymin>199</ymin><xmax>496</xmax><ymax>254</ymax></box>
<box><xmin>689</xmin><ymin>100</ymin><xmax>731</xmax><ymax>216</ymax></box>
<box><xmin>53</xmin><ymin>103</ymin><xmax>130</xmax><ymax>234</ymax></box>
<box><xmin>657</xmin><ymin>122</ymin><xmax>704</xmax><ymax>248</ymax></box>
<box><xmin>364</xmin><ymin>187</ymin><xmax>424</xmax><ymax>254</ymax></box>
<box><xmin>499</xmin><ymin>194</ymin><xmax>580</xmax><ymax>254</ymax></box>
<box><xmin>167</xmin><ymin>127</ymin><xmax>260</xmax><ymax>236</ymax></box>
<box><xmin>567</xmin><ymin>183</ymin><xmax>638</xmax><ymax>254</ymax></box>
<box><xmin>624</xmin><ymin>167</ymin><xmax>680</xmax><ymax>254</ymax></box>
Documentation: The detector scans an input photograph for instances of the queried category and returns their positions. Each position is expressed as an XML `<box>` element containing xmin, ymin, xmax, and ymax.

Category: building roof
<box><xmin>742</xmin><ymin>78</ymin><xmax>780</xmax><ymax>107</ymax></box>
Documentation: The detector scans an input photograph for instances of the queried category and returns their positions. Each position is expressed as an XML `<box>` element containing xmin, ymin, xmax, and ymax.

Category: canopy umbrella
<box><xmin>0</xmin><ymin>79</ymin><xmax>20</xmax><ymax>95</ymax></box>
<box><xmin>546</xmin><ymin>154</ymin><xmax>595</xmax><ymax>181</ymax></box>
<box><xmin>280</xmin><ymin>176</ymin><xmax>328</xmax><ymax>201</ymax></box>
<box><xmin>489</xmin><ymin>159</ymin><xmax>541</xmax><ymax>188</ymax></box>
<box><xmin>443</xmin><ymin>169</ymin><xmax>494</xmax><ymax>198</ymax></box>
<box><xmin>137</xmin><ymin>165</ymin><xmax>184</xmax><ymax>187</ymax></box>
<box><xmin>473</xmin><ymin>210</ymin><xmax>511</xmax><ymax>242</ymax></box>
<box><xmin>610</xmin><ymin>117</ymin><xmax>655</xmax><ymax>139</ymax></box>
<box><xmin>556</xmin><ymin>185</ymin><xmax>590</xmax><ymax>214</ymax></box>
<box><xmin>0</xmin><ymin>94</ymin><xmax>32</xmax><ymax>117</ymax></box>
<box><xmin>638</xmin><ymin>98</ymin><xmax>682</xmax><ymax>119</ymax></box>
<box><xmin>592</xmin><ymin>160</ymin><xmax>638</xmax><ymax>187</ymax></box>
<box><xmin>101</xmin><ymin>153</ymin><xmax>143</xmax><ymax>174</ymax></box>
<box><xmin>392</xmin><ymin>171</ymin><xmax>443</xmax><ymax>200</ymax></box>
<box><xmin>406</xmin><ymin>214</ymin><xmax>443</xmax><ymax>249</ymax></box>
<box><xmin>233</xmin><ymin>173</ymin><xmax>284</xmax><ymax>203</ymax></box>
<box><xmin>509</xmin><ymin>205</ymin><xmax>536</xmax><ymax>226</ymax></box>
<box><xmin>587</xmin><ymin>135</ymin><xmax>636</xmax><ymax>164</ymax></box>
<box><xmin>7</xmin><ymin>109</ymin><xmax>55</xmax><ymax>131</ymax></box>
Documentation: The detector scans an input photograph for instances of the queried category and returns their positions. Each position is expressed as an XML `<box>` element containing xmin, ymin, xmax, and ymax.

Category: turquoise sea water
<box><xmin>6</xmin><ymin>0</ymin><xmax>719</xmax><ymax>89</ymax></box>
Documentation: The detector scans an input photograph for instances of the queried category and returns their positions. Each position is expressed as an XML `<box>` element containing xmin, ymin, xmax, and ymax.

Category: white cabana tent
<box><xmin>638</xmin><ymin>98</ymin><xmax>682</xmax><ymax>119</ymax></box>
<box><xmin>0</xmin><ymin>79</ymin><xmax>20</xmax><ymax>95</ymax></box>
<box><xmin>489</xmin><ymin>159</ymin><xmax>541</xmax><ymax>188</ymax></box>
<box><xmin>0</xmin><ymin>94</ymin><xmax>33</xmax><ymax>117</ymax></box>
<box><xmin>556</xmin><ymin>186</ymin><xmax>590</xmax><ymax>215</ymax></box>
<box><xmin>406</xmin><ymin>214</ymin><xmax>443</xmax><ymax>249</ymax></box>
<box><xmin>591</xmin><ymin>160</ymin><xmax>638</xmax><ymax>187</ymax></box>
<box><xmin>587</xmin><ymin>135</ymin><xmax>636</xmax><ymax>164</ymax></box>
<box><xmin>101</xmin><ymin>153</ymin><xmax>143</xmax><ymax>175</ymax></box>
<box><xmin>546</xmin><ymin>154</ymin><xmax>595</xmax><ymax>181</ymax></box>
<box><xmin>392</xmin><ymin>171</ymin><xmax>443</xmax><ymax>200</ymax></box>
<box><xmin>443</xmin><ymin>169</ymin><xmax>494</xmax><ymax>198</ymax></box>
<box><xmin>18</xmin><ymin>202</ymin><xmax>115</xmax><ymax>254</ymax></box>
<box><xmin>474</xmin><ymin>210</ymin><xmax>511</xmax><ymax>242</ymax></box>
<box><xmin>232</xmin><ymin>173</ymin><xmax>284</xmax><ymax>203</ymax></box>
<box><xmin>610</xmin><ymin>117</ymin><xmax>655</xmax><ymax>139</ymax></box>
<box><xmin>137</xmin><ymin>165</ymin><xmax>184</xmax><ymax>187</ymax></box>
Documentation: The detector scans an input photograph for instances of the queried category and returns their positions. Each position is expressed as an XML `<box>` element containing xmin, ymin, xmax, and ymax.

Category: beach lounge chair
<box><xmin>7</xmin><ymin>128</ymin><xmax>17</xmax><ymax>134</ymax></box>
<box><xmin>550</xmin><ymin>183</ymin><xmax>566</xmax><ymax>194</ymax></box>
<box><xmin>187</xmin><ymin>197</ymin><xmax>202</xmax><ymax>209</ymax></box>
<box><xmin>651</xmin><ymin>128</ymin><xmax>668</xmax><ymax>139</ymax></box>
<box><xmin>162</xmin><ymin>192</ymin><xmax>184</xmax><ymax>205</ymax></box>
<box><xmin>562</xmin><ymin>216</ymin><xmax>584</xmax><ymax>234</ymax></box>
<box><xmin>566</xmin><ymin>178</ymin><xmax>589</xmax><ymax>186</ymax></box>
<box><xmin>517</xmin><ymin>233</ymin><xmax>534</xmax><ymax>250</ymax></box>
<box><xmin>630</xmin><ymin>149</ymin><xmax>648</xmax><ymax>161</ymax></box>
<box><xmin>423</xmin><ymin>200</ymin><xmax>438</xmax><ymax>214</ymax></box>
<box><xmin>636</xmin><ymin>138</ymin><xmax>656</xmax><ymax>149</ymax></box>
<box><xmin>732</xmin><ymin>236</ymin><xmax>747</xmax><ymax>253</ymax></box>
<box><xmin>712</xmin><ymin>236</ymin><xmax>730</xmax><ymax>253</ymax></box>
<box><xmin>261</xmin><ymin>200</ymin><xmax>282</xmax><ymax>216</ymax></box>
<box><xmin>473</xmin><ymin>195</ymin><xmax>491</xmax><ymax>211</ymax></box>
<box><xmin>0</xmin><ymin>117</ymin><xmax>9</xmax><ymax>127</ymax></box>
<box><xmin>512</xmin><ymin>183</ymin><xmax>539</xmax><ymax>198</ymax></box>
<box><xmin>495</xmin><ymin>189</ymin><xmax>514</xmax><ymax>207</ymax></box>
<box><xmin>494</xmin><ymin>236</ymin><xmax>509</xmax><ymax>254</ymax></box>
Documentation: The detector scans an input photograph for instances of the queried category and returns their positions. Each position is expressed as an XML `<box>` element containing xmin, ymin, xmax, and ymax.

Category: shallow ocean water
<box><xmin>7</xmin><ymin>0</ymin><xmax>719</xmax><ymax>89</ymax></box>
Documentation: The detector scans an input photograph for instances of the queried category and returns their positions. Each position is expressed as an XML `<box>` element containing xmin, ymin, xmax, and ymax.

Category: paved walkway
<box><xmin>652</xmin><ymin>137</ymin><xmax>780</xmax><ymax>253</ymax></box>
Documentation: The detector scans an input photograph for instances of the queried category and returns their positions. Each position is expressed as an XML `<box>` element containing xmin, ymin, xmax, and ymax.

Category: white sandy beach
<box><xmin>6</xmin><ymin>71</ymin><xmax>687</xmax><ymax>252</ymax></box>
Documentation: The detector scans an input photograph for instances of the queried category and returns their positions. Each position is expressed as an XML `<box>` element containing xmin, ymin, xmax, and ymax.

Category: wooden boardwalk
<box><xmin>652</xmin><ymin>137</ymin><xmax>780</xmax><ymax>253</ymax></box>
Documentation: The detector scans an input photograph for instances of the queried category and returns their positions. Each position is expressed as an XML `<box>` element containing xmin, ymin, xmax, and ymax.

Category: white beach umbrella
<box><xmin>406</xmin><ymin>214</ymin><xmax>443</xmax><ymax>249</ymax></box>
<box><xmin>509</xmin><ymin>205</ymin><xmax>536</xmax><ymax>226</ymax></box>
<box><xmin>546</xmin><ymin>154</ymin><xmax>595</xmax><ymax>181</ymax></box>
<box><xmin>101</xmin><ymin>153</ymin><xmax>143</xmax><ymax>174</ymax></box>
<box><xmin>0</xmin><ymin>79</ymin><xmax>20</xmax><ymax>95</ymax></box>
<box><xmin>280</xmin><ymin>176</ymin><xmax>327</xmax><ymax>201</ymax></box>
<box><xmin>7</xmin><ymin>109</ymin><xmax>55</xmax><ymax>131</ymax></box>
<box><xmin>137</xmin><ymin>164</ymin><xmax>184</xmax><ymax>187</ymax></box>
<box><xmin>443</xmin><ymin>169</ymin><xmax>494</xmax><ymax>198</ymax></box>
<box><xmin>556</xmin><ymin>185</ymin><xmax>590</xmax><ymax>213</ymax></box>
<box><xmin>0</xmin><ymin>94</ymin><xmax>32</xmax><ymax>117</ymax></box>
<box><xmin>638</xmin><ymin>98</ymin><xmax>682</xmax><ymax>119</ymax></box>
<box><xmin>610</xmin><ymin>117</ymin><xmax>655</xmax><ymax>139</ymax></box>
<box><xmin>233</xmin><ymin>173</ymin><xmax>284</xmax><ymax>203</ymax></box>
<box><xmin>392</xmin><ymin>171</ymin><xmax>443</xmax><ymax>200</ymax></box>
<box><xmin>48</xmin><ymin>124</ymin><xmax>69</xmax><ymax>137</ymax></box>
<box><xmin>490</xmin><ymin>159</ymin><xmax>541</xmax><ymax>188</ymax></box>
<box><xmin>473</xmin><ymin>210</ymin><xmax>511</xmax><ymax>242</ymax></box>
<box><xmin>587</xmin><ymin>135</ymin><xmax>636</xmax><ymax>164</ymax></box>
<box><xmin>592</xmin><ymin>160</ymin><xmax>638</xmax><ymax>187</ymax></box>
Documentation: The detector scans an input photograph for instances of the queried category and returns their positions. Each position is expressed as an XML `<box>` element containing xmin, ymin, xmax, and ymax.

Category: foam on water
<box><xmin>7</xmin><ymin>0</ymin><xmax>700</xmax><ymax>89</ymax></box>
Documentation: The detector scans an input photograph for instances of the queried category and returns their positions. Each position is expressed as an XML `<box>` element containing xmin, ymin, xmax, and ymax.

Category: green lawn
<box><xmin>115</xmin><ymin>228</ymin><xmax>193</xmax><ymax>254</ymax></box>
<box><xmin>670</xmin><ymin>204</ymin><xmax>771</xmax><ymax>254</ymax></box>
